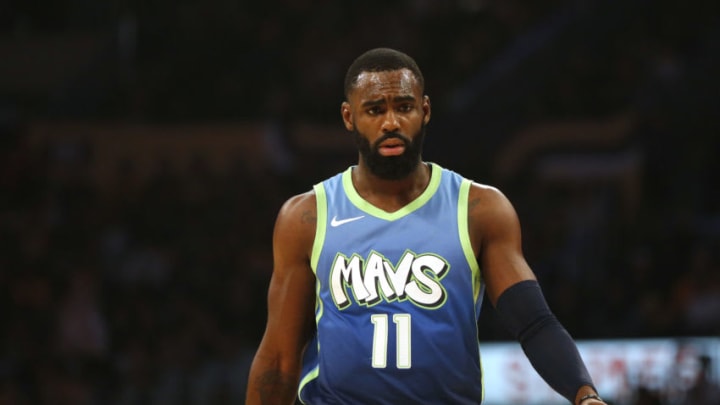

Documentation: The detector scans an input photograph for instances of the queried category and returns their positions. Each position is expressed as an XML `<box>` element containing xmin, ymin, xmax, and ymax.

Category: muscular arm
<box><xmin>246</xmin><ymin>192</ymin><xmax>317</xmax><ymax>405</ymax></box>
<box><xmin>467</xmin><ymin>183</ymin><xmax>535</xmax><ymax>305</ymax></box>
<box><xmin>468</xmin><ymin>184</ymin><xmax>604</xmax><ymax>405</ymax></box>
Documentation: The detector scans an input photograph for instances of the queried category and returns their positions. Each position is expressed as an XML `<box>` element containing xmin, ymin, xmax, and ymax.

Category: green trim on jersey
<box><xmin>298</xmin><ymin>363</ymin><xmax>319</xmax><ymax>405</ymax></box>
<box><xmin>459</xmin><ymin>179</ymin><xmax>485</xmax><ymax>401</ymax></box>
<box><xmin>300</xmin><ymin>185</ymin><xmax>326</xmax><ymax>403</ymax></box>
<box><xmin>341</xmin><ymin>162</ymin><xmax>443</xmax><ymax>221</ymax></box>
<box><xmin>311</xmin><ymin>183</ymin><xmax>327</xmax><ymax>326</ymax></box>
<box><xmin>311</xmin><ymin>183</ymin><xmax>327</xmax><ymax>274</ymax></box>
<box><xmin>458</xmin><ymin>179</ymin><xmax>483</xmax><ymax>302</ymax></box>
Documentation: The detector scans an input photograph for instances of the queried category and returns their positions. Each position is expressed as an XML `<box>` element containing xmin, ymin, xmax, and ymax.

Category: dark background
<box><xmin>1</xmin><ymin>0</ymin><xmax>719</xmax><ymax>403</ymax></box>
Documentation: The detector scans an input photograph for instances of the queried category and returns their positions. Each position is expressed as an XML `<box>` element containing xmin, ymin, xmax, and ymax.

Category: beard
<box><xmin>353</xmin><ymin>125</ymin><xmax>426</xmax><ymax>180</ymax></box>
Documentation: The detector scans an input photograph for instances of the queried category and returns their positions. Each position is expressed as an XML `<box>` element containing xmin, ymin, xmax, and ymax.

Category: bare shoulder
<box><xmin>277</xmin><ymin>190</ymin><xmax>317</xmax><ymax>226</ymax></box>
<box><xmin>467</xmin><ymin>182</ymin><xmax>515</xmax><ymax>216</ymax></box>
<box><xmin>467</xmin><ymin>183</ymin><xmax>535</xmax><ymax>303</ymax></box>
<box><xmin>466</xmin><ymin>182</ymin><xmax>521</xmax><ymax>249</ymax></box>
<box><xmin>274</xmin><ymin>190</ymin><xmax>318</xmax><ymax>255</ymax></box>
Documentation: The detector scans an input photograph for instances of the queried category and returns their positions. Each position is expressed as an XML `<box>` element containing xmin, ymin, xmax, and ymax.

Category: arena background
<box><xmin>0</xmin><ymin>0</ymin><xmax>718</xmax><ymax>404</ymax></box>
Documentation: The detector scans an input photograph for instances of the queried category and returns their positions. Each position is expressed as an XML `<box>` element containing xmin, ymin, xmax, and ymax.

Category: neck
<box><xmin>352</xmin><ymin>161</ymin><xmax>431</xmax><ymax>211</ymax></box>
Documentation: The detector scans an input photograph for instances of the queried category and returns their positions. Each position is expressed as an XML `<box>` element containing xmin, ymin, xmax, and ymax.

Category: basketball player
<box><xmin>246</xmin><ymin>48</ymin><xmax>606</xmax><ymax>405</ymax></box>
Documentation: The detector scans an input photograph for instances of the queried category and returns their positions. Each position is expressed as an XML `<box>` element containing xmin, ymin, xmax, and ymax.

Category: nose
<box><xmin>381</xmin><ymin>110</ymin><xmax>400</xmax><ymax>133</ymax></box>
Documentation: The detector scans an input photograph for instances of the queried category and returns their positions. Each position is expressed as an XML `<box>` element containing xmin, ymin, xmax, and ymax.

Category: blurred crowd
<box><xmin>0</xmin><ymin>131</ymin><xmax>278</xmax><ymax>404</ymax></box>
<box><xmin>1</xmin><ymin>0</ymin><xmax>719</xmax><ymax>404</ymax></box>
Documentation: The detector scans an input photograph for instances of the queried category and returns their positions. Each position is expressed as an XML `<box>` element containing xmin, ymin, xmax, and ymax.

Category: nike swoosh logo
<box><xmin>330</xmin><ymin>215</ymin><xmax>365</xmax><ymax>227</ymax></box>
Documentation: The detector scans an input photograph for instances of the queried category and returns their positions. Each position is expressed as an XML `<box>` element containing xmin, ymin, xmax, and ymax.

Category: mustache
<box><xmin>373</xmin><ymin>132</ymin><xmax>410</xmax><ymax>148</ymax></box>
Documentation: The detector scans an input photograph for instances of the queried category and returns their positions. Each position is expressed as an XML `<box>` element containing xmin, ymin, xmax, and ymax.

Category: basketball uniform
<box><xmin>298</xmin><ymin>163</ymin><xmax>485</xmax><ymax>404</ymax></box>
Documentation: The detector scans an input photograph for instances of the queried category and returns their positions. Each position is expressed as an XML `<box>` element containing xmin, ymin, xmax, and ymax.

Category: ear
<box><xmin>422</xmin><ymin>95</ymin><xmax>431</xmax><ymax>125</ymax></box>
<box><xmin>341</xmin><ymin>101</ymin><xmax>354</xmax><ymax>131</ymax></box>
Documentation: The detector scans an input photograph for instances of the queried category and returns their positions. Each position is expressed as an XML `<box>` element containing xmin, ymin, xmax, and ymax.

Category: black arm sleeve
<box><xmin>494</xmin><ymin>280</ymin><xmax>595</xmax><ymax>403</ymax></box>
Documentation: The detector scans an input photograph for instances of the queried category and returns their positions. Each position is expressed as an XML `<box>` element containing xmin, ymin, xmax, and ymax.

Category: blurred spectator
<box><xmin>680</xmin><ymin>355</ymin><xmax>720</xmax><ymax>405</ymax></box>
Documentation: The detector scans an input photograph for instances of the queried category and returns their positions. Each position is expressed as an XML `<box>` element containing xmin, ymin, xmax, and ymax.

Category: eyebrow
<box><xmin>361</xmin><ymin>95</ymin><xmax>416</xmax><ymax>108</ymax></box>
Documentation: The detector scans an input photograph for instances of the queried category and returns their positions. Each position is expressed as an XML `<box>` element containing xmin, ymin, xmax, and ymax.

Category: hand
<box><xmin>579</xmin><ymin>400</ymin><xmax>606</xmax><ymax>405</ymax></box>
<box><xmin>576</xmin><ymin>392</ymin><xmax>606</xmax><ymax>405</ymax></box>
<box><xmin>578</xmin><ymin>396</ymin><xmax>606</xmax><ymax>405</ymax></box>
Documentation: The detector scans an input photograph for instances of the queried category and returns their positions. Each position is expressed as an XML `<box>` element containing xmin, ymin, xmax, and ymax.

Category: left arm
<box><xmin>468</xmin><ymin>183</ymin><xmax>605</xmax><ymax>405</ymax></box>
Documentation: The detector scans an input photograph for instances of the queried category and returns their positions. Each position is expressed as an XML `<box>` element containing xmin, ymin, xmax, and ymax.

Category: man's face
<box><xmin>341</xmin><ymin>69</ymin><xmax>431</xmax><ymax>180</ymax></box>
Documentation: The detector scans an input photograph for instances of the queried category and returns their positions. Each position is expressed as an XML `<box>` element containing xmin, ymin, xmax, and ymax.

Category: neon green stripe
<box><xmin>311</xmin><ymin>183</ymin><xmax>327</xmax><ymax>273</ymax></box>
<box><xmin>298</xmin><ymin>185</ymin><xmax>325</xmax><ymax>402</ymax></box>
<box><xmin>297</xmin><ymin>363</ymin><xmax>319</xmax><ymax>404</ymax></box>
<box><xmin>458</xmin><ymin>179</ymin><xmax>482</xmax><ymax>302</ymax></box>
<box><xmin>310</xmin><ymin>185</ymin><xmax>326</xmax><ymax>322</ymax></box>
<box><xmin>460</xmin><ymin>179</ymin><xmax>485</xmax><ymax>401</ymax></box>
<box><xmin>314</xmin><ymin>276</ymin><xmax>323</xmax><ymax>324</ymax></box>
<box><xmin>311</xmin><ymin>184</ymin><xmax>326</xmax><ymax>324</ymax></box>
<box><xmin>342</xmin><ymin>162</ymin><xmax>443</xmax><ymax>221</ymax></box>
<box><xmin>478</xmin><ymin>342</ymin><xmax>485</xmax><ymax>402</ymax></box>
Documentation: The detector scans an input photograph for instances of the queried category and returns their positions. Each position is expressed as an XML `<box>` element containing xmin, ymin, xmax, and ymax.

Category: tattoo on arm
<box><xmin>468</xmin><ymin>198</ymin><xmax>481</xmax><ymax>212</ymax></box>
<box><xmin>301</xmin><ymin>210</ymin><xmax>316</xmax><ymax>224</ymax></box>
<box><xmin>256</xmin><ymin>371</ymin><xmax>297</xmax><ymax>405</ymax></box>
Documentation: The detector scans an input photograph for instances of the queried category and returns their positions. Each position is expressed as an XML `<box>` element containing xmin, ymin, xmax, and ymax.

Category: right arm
<box><xmin>468</xmin><ymin>184</ymin><xmax>603</xmax><ymax>404</ymax></box>
<box><xmin>245</xmin><ymin>191</ymin><xmax>318</xmax><ymax>405</ymax></box>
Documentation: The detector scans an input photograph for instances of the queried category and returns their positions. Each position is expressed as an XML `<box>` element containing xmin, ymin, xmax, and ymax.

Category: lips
<box><xmin>378</xmin><ymin>139</ymin><xmax>406</xmax><ymax>156</ymax></box>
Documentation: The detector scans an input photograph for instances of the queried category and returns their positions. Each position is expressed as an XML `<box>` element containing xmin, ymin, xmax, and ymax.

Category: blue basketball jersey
<box><xmin>298</xmin><ymin>163</ymin><xmax>486</xmax><ymax>405</ymax></box>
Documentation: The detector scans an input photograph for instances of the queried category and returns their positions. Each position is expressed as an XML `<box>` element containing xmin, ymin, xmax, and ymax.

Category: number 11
<box><xmin>370</xmin><ymin>313</ymin><xmax>412</xmax><ymax>369</ymax></box>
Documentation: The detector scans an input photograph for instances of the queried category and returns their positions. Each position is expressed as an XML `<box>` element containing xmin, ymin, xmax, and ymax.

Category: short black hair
<box><xmin>344</xmin><ymin>48</ymin><xmax>425</xmax><ymax>99</ymax></box>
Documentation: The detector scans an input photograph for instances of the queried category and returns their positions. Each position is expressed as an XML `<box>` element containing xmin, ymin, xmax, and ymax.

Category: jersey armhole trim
<box><xmin>301</xmin><ymin>184</ymin><xmax>324</xmax><ymax>403</ymax></box>
<box><xmin>458</xmin><ymin>179</ymin><xmax>482</xmax><ymax>302</ymax></box>
<box><xmin>311</xmin><ymin>183</ymin><xmax>327</xmax><ymax>274</ymax></box>
<box><xmin>297</xmin><ymin>365</ymin><xmax>319</xmax><ymax>404</ymax></box>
